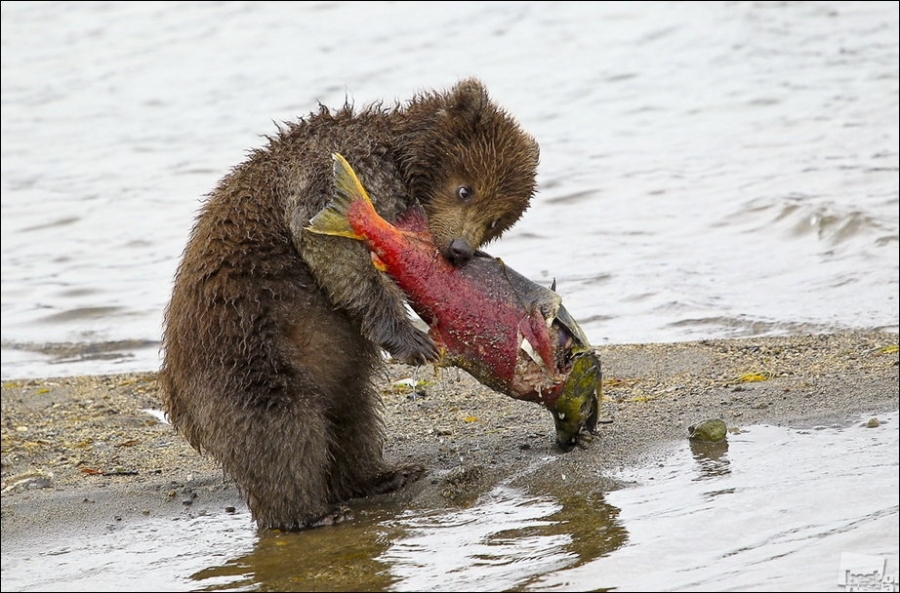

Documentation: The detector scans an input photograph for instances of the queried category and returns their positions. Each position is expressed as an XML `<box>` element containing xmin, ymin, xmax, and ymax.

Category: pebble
<box><xmin>688</xmin><ymin>419</ymin><xmax>728</xmax><ymax>442</ymax></box>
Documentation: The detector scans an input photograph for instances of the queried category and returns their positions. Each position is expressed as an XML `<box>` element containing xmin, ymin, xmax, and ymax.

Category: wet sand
<box><xmin>2</xmin><ymin>331</ymin><xmax>897</xmax><ymax>544</ymax></box>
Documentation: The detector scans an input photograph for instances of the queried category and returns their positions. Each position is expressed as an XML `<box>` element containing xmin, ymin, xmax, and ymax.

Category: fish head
<box><xmin>513</xmin><ymin>298</ymin><xmax>600</xmax><ymax>450</ymax></box>
<box><xmin>550</xmin><ymin>351</ymin><xmax>602</xmax><ymax>451</ymax></box>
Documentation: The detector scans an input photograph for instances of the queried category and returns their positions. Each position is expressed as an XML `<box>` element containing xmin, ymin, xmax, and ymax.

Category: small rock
<box><xmin>864</xmin><ymin>417</ymin><xmax>880</xmax><ymax>428</ymax></box>
<box><xmin>688</xmin><ymin>419</ymin><xmax>728</xmax><ymax>443</ymax></box>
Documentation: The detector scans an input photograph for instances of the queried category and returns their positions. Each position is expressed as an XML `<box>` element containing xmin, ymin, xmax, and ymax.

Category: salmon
<box><xmin>307</xmin><ymin>153</ymin><xmax>600</xmax><ymax>448</ymax></box>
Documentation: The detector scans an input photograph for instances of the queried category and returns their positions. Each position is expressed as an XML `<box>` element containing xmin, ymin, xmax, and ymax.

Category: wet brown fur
<box><xmin>158</xmin><ymin>79</ymin><xmax>539</xmax><ymax>530</ymax></box>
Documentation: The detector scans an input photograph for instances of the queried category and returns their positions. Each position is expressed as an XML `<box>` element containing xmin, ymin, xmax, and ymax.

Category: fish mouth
<box><xmin>516</xmin><ymin>303</ymin><xmax>592</xmax><ymax>388</ymax></box>
<box><xmin>512</xmin><ymin>304</ymin><xmax>593</xmax><ymax>390</ymax></box>
<box><xmin>512</xmin><ymin>304</ymin><xmax>600</xmax><ymax>450</ymax></box>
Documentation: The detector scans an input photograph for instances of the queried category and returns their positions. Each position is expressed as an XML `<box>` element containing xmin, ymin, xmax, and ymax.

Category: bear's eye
<box><xmin>489</xmin><ymin>219</ymin><xmax>499</xmax><ymax>230</ymax></box>
<box><xmin>456</xmin><ymin>185</ymin><xmax>473</xmax><ymax>201</ymax></box>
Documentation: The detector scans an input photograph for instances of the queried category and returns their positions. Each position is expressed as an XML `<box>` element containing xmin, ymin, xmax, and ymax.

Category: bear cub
<box><xmin>159</xmin><ymin>78</ymin><xmax>540</xmax><ymax>530</ymax></box>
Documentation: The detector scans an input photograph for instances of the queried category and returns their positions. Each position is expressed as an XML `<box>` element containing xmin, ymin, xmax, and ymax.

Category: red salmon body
<box><xmin>308</xmin><ymin>153</ymin><xmax>591</xmax><ymax>409</ymax></box>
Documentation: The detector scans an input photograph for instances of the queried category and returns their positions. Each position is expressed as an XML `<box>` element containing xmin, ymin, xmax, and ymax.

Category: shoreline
<box><xmin>2</xmin><ymin>330</ymin><xmax>897</xmax><ymax>542</ymax></box>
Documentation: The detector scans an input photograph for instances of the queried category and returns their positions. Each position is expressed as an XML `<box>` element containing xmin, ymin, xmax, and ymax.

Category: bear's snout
<box><xmin>446</xmin><ymin>238</ymin><xmax>474</xmax><ymax>267</ymax></box>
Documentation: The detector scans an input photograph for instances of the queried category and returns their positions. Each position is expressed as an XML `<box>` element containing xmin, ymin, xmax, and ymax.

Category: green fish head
<box><xmin>550</xmin><ymin>351</ymin><xmax>602</xmax><ymax>451</ymax></box>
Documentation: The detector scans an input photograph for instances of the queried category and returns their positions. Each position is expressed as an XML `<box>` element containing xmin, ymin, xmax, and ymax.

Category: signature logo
<box><xmin>838</xmin><ymin>553</ymin><xmax>899</xmax><ymax>592</ymax></box>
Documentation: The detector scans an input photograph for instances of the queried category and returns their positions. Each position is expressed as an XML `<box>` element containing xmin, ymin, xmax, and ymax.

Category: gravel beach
<box><xmin>2</xmin><ymin>330</ymin><xmax>897</xmax><ymax>543</ymax></box>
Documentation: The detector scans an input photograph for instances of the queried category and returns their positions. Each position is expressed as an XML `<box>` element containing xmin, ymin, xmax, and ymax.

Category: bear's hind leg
<box><xmin>222</xmin><ymin>386</ymin><xmax>343</xmax><ymax>531</ymax></box>
<box><xmin>324</xmin><ymin>362</ymin><xmax>427</xmax><ymax>500</ymax></box>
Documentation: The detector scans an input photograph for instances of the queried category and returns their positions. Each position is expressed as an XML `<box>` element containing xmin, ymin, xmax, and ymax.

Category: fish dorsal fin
<box><xmin>395</xmin><ymin>200</ymin><xmax>429</xmax><ymax>233</ymax></box>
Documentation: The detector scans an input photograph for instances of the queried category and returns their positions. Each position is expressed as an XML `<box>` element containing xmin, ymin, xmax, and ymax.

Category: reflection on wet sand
<box><xmin>189</xmin><ymin>486</ymin><xmax>627</xmax><ymax>592</ymax></box>
<box><xmin>190</xmin><ymin>506</ymin><xmax>398</xmax><ymax>591</ymax></box>
<box><xmin>690</xmin><ymin>439</ymin><xmax>731</xmax><ymax>480</ymax></box>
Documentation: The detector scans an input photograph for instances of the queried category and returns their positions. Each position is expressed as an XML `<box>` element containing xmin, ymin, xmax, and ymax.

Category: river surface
<box><xmin>1</xmin><ymin>1</ymin><xmax>898</xmax><ymax>591</ymax></box>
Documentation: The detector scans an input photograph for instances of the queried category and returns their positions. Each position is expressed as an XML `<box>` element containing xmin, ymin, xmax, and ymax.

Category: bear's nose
<box><xmin>446</xmin><ymin>238</ymin><xmax>474</xmax><ymax>267</ymax></box>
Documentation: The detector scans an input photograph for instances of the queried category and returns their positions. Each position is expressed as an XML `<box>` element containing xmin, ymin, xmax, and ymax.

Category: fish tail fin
<box><xmin>306</xmin><ymin>153</ymin><xmax>375</xmax><ymax>239</ymax></box>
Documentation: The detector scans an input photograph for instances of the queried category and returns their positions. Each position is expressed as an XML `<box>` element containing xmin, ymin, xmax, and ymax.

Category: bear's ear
<box><xmin>442</xmin><ymin>78</ymin><xmax>490</xmax><ymax>128</ymax></box>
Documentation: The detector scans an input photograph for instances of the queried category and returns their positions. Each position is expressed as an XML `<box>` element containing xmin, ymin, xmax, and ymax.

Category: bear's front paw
<box><xmin>388</xmin><ymin>329</ymin><xmax>438</xmax><ymax>366</ymax></box>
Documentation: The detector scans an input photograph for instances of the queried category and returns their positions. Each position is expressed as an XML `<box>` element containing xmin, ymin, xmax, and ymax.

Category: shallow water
<box><xmin>1</xmin><ymin>0</ymin><xmax>897</xmax><ymax>380</ymax></box>
<box><xmin>3</xmin><ymin>411</ymin><xmax>897</xmax><ymax>592</ymax></box>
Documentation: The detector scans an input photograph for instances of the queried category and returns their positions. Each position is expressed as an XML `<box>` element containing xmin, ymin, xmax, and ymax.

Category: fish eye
<box><xmin>456</xmin><ymin>185</ymin><xmax>473</xmax><ymax>201</ymax></box>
